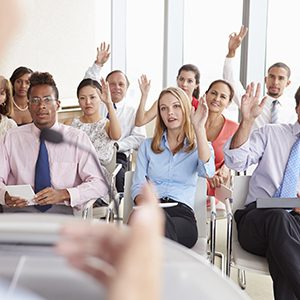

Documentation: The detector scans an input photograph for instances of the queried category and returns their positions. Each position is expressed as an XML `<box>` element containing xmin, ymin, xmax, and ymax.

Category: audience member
<box><xmin>85</xmin><ymin>48</ymin><xmax>146</xmax><ymax>192</ymax></box>
<box><xmin>135</xmin><ymin>64</ymin><xmax>201</xmax><ymax>126</ymax></box>
<box><xmin>224</xmin><ymin>82</ymin><xmax>300</xmax><ymax>299</ymax></box>
<box><xmin>9</xmin><ymin>66</ymin><xmax>34</xmax><ymax>125</ymax></box>
<box><xmin>204</xmin><ymin>80</ymin><xmax>238</xmax><ymax>199</ymax></box>
<box><xmin>131</xmin><ymin>87</ymin><xmax>214</xmax><ymax>248</ymax></box>
<box><xmin>64</xmin><ymin>78</ymin><xmax>121</xmax><ymax>168</ymax></box>
<box><xmin>57</xmin><ymin>182</ymin><xmax>164</xmax><ymax>300</ymax></box>
<box><xmin>223</xmin><ymin>25</ymin><xmax>297</xmax><ymax>129</ymax></box>
<box><xmin>0</xmin><ymin>71</ymin><xmax>108</xmax><ymax>214</ymax></box>
<box><xmin>0</xmin><ymin>76</ymin><xmax>17</xmax><ymax>138</ymax></box>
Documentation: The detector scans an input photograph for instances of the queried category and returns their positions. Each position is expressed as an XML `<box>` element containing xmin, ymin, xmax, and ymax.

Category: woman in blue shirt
<box><xmin>131</xmin><ymin>87</ymin><xmax>215</xmax><ymax>248</ymax></box>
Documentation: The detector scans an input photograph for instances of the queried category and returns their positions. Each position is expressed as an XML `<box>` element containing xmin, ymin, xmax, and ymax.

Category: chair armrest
<box><xmin>79</xmin><ymin>198</ymin><xmax>97</xmax><ymax>219</ymax></box>
<box><xmin>208</xmin><ymin>196</ymin><xmax>216</xmax><ymax>264</ymax></box>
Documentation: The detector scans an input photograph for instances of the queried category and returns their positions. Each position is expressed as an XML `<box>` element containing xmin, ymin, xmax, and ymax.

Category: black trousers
<box><xmin>161</xmin><ymin>198</ymin><xmax>198</xmax><ymax>249</ymax></box>
<box><xmin>116</xmin><ymin>152</ymin><xmax>128</xmax><ymax>193</ymax></box>
<box><xmin>235</xmin><ymin>202</ymin><xmax>300</xmax><ymax>300</ymax></box>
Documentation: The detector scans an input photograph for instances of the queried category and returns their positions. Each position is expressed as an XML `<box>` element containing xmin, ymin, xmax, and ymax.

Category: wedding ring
<box><xmin>13</xmin><ymin>204</ymin><xmax>17</xmax><ymax>207</ymax></box>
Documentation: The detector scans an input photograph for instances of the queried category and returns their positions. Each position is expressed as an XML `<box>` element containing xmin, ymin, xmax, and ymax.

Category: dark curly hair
<box><xmin>27</xmin><ymin>72</ymin><xmax>59</xmax><ymax>99</ymax></box>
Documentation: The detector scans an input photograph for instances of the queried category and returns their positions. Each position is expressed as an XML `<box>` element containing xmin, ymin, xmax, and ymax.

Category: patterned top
<box><xmin>70</xmin><ymin>118</ymin><xmax>115</xmax><ymax>166</ymax></box>
<box><xmin>0</xmin><ymin>115</ymin><xmax>17</xmax><ymax>139</ymax></box>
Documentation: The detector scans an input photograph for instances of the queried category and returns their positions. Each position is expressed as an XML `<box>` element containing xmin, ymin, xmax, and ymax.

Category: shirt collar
<box><xmin>162</xmin><ymin>131</ymin><xmax>189</xmax><ymax>147</ymax></box>
<box><xmin>292</xmin><ymin>121</ymin><xmax>300</xmax><ymax>137</ymax></box>
<box><xmin>31</xmin><ymin>121</ymin><xmax>60</xmax><ymax>140</ymax></box>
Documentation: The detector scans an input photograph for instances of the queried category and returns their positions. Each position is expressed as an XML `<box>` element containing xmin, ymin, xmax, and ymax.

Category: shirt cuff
<box><xmin>66</xmin><ymin>187</ymin><xmax>80</xmax><ymax>207</ymax></box>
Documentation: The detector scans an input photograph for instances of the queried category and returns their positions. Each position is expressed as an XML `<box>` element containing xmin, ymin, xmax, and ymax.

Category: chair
<box><xmin>225</xmin><ymin>175</ymin><xmax>270</xmax><ymax>289</ymax></box>
<box><xmin>79</xmin><ymin>146</ymin><xmax>122</xmax><ymax>221</ymax></box>
<box><xmin>122</xmin><ymin>170</ymin><xmax>217</xmax><ymax>263</ymax></box>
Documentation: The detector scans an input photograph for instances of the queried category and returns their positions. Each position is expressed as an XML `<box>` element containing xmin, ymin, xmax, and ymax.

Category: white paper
<box><xmin>6</xmin><ymin>185</ymin><xmax>36</xmax><ymax>205</ymax></box>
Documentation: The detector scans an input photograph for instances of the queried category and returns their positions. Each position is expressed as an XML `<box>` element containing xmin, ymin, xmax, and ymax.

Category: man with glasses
<box><xmin>0</xmin><ymin>72</ymin><xmax>108</xmax><ymax>214</ymax></box>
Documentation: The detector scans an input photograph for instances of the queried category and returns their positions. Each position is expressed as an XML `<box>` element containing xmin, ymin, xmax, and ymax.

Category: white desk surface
<box><xmin>0</xmin><ymin>214</ymin><xmax>248</xmax><ymax>299</ymax></box>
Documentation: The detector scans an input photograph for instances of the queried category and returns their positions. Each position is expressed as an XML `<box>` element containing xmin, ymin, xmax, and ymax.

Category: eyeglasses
<box><xmin>29</xmin><ymin>96</ymin><xmax>56</xmax><ymax>105</ymax></box>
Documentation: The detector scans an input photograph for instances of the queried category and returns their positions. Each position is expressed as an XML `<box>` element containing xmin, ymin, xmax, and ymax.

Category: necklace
<box><xmin>12</xmin><ymin>98</ymin><xmax>28</xmax><ymax>112</ymax></box>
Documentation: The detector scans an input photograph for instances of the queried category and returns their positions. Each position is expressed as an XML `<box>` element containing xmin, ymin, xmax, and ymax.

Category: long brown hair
<box><xmin>0</xmin><ymin>77</ymin><xmax>14</xmax><ymax>116</ymax></box>
<box><xmin>151</xmin><ymin>87</ymin><xmax>195</xmax><ymax>154</ymax></box>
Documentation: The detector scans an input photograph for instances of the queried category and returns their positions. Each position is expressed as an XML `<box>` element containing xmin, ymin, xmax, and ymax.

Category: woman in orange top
<box><xmin>204</xmin><ymin>79</ymin><xmax>238</xmax><ymax>198</ymax></box>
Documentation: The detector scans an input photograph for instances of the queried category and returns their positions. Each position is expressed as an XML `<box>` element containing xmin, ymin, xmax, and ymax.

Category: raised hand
<box><xmin>227</xmin><ymin>25</ymin><xmax>248</xmax><ymax>57</ymax></box>
<box><xmin>138</xmin><ymin>74</ymin><xmax>151</xmax><ymax>97</ymax></box>
<box><xmin>95</xmin><ymin>42</ymin><xmax>110</xmax><ymax>67</ymax></box>
<box><xmin>190</xmin><ymin>95</ymin><xmax>208</xmax><ymax>129</ymax></box>
<box><xmin>240</xmin><ymin>82</ymin><xmax>267</xmax><ymax>122</ymax></box>
<box><xmin>97</xmin><ymin>78</ymin><xmax>113</xmax><ymax>107</ymax></box>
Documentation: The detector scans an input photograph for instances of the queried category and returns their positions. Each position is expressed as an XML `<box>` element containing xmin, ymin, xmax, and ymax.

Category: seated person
<box><xmin>64</xmin><ymin>78</ymin><xmax>121</xmax><ymax>169</ymax></box>
<box><xmin>0</xmin><ymin>72</ymin><xmax>108</xmax><ymax>214</ymax></box>
<box><xmin>9</xmin><ymin>66</ymin><xmax>34</xmax><ymax>126</ymax></box>
<box><xmin>85</xmin><ymin>46</ymin><xmax>146</xmax><ymax>192</ymax></box>
<box><xmin>224</xmin><ymin>83</ymin><xmax>300</xmax><ymax>299</ymax></box>
<box><xmin>57</xmin><ymin>182</ymin><xmax>163</xmax><ymax>300</ymax></box>
<box><xmin>131</xmin><ymin>87</ymin><xmax>215</xmax><ymax>248</ymax></box>
<box><xmin>0</xmin><ymin>76</ymin><xmax>17</xmax><ymax>138</ymax></box>
<box><xmin>134</xmin><ymin>64</ymin><xmax>201</xmax><ymax>127</ymax></box>
<box><xmin>204</xmin><ymin>80</ymin><xmax>238</xmax><ymax>201</ymax></box>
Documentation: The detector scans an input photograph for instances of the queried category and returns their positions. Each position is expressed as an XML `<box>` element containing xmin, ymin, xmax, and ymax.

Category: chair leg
<box><xmin>238</xmin><ymin>268</ymin><xmax>246</xmax><ymax>290</ymax></box>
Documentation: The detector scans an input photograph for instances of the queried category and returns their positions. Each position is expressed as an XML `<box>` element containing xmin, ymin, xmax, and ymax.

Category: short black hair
<box><xmin>295</xmin><ymin>86</ymin><xmax>300</xmax><ymax>107</ymax></box>
<box><xmin>27</xmin><ymin>72</ymin><xmax>59</xmax><ymax>99</ymax></box>
<box><xmin>268</xmin><ymin>62</ymin><xmax>291</xmax><ymax>79</ymax></box>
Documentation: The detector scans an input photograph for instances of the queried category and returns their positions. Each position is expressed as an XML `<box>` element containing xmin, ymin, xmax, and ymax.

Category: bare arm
<box><xmin>98</xmin><ymin>78</ymin><xmax>121</xmax><ymax>140</ymax></box>
<box><xmin>135</xmin><ymin>75</ymin><xmax>157</xmax><ymax>126</ymax></box>
<box><xmin>230</xmin><ymin>83</ymin><xmax>267</xmax><ymax>149</ymax></box>
<box><xmin>226</xmin><ymin>25</ymin><xmax>248</xmax><ymax>58</ymax></box>
<box><xmin>190</xmin><ymin>95</ymin><xmax>211</xmax><ymax>162</ymax></box>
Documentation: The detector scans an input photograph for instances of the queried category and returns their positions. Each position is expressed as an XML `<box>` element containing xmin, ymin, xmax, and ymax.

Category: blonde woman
<box><xmin>131</xmin><ymin>87</ymin><xmax>215</xmax><ymax>248</ymax></box>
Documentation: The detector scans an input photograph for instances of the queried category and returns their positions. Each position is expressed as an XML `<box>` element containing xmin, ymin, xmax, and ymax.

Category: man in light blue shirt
<box><xmin>224</xmin><ymin>82</ymin><xmax>300</xmax><ymax>300</ymax></box>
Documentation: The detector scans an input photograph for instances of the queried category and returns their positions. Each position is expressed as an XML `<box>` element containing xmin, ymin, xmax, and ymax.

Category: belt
<box><xmin>160</xmin><ymin>197</ymin><xmax>193</xmax><ymax>212</ymax></box>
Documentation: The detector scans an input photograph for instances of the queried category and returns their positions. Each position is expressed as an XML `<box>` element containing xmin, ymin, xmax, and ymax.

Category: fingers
<box><xmin>239</xmin><ymin>25</ymin><xmax>248</xmax><ymax>39</ymax></box>
<box><xmin>6</xmin><ymin>197</ymin><xmax>27</xmax><ymax>208</ymax></box>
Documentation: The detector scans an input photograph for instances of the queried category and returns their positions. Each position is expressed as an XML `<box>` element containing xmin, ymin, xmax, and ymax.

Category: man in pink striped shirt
<box><xmin>0</xmin><ymin>72</ymin><xmax>108</xmax><ymax>214</ymax></box>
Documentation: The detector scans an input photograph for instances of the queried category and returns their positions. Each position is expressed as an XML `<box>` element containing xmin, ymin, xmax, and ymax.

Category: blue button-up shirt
<box><xmin>131</xmin><ymin>133</ymin><xmax>215</xmax><ymax>209</ymax></box>
<box><xmin>224</xmin><ymin>121</ymin><xmax>300</xmax><ymax>206</ymax></box>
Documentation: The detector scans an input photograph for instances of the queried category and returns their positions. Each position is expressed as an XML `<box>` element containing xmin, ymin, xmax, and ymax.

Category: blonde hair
<box><xmin>0</xmin><ymin>78</ymin><xmax>14</xmax><ymax>116</ymax></box>
<box><xmin>151</xmin><ymin>87</ymin><xmax>196</xmax><ymax>154</ymax></box>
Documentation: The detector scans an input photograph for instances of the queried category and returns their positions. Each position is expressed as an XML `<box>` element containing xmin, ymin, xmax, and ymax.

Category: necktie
<box><xmin>34</xmin><ymin>138</ymin><xmax>52</xmax><ymax>212</ymax></box>
<box><xmin>271</xmin><ymin>100</ymin><xmax>280</xmax><ymax>124</ymax></box>
<box><xmin>274</xmin><ymin>137</ymin><xmax>300</xmax><ymax>198</ymax></box>
<box><xmin>106</xmin><ymin>103</ymin><xmax>117</xmax><ymax>119</ymax></box>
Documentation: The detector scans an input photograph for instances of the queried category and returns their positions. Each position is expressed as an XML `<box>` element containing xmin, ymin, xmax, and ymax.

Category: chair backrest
<box><xmin>232</xmin><ymin>176</ymin><xmax>251</xmax><ymax>212</ymax></box>
<box><xmin>123</xmin><ymin>170</ymin><xmax>135</xmax><ymax>223</ymax></box>
<box><xmin>122</xmin><ymin>171</ymin><xmax>207</xmax><ymax>237</ymax></box>
<box><xmin>104</xmin><ymin>145</ymin><xmax>118</xmax><ymax>175</ymax></box>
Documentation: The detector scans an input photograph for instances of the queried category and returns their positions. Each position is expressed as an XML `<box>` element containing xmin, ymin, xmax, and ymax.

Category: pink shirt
<box><xmin>0</xmin><ymin>122</ymin><xmax>108</xmax><ymax>207</ymax></box>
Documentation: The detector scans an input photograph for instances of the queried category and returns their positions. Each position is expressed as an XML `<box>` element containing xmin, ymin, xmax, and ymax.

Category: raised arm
<box><xmin>98</xmin><ymin>78</ymin><xmax>121</xmax><ymax>140</ymax></box>
<box><xmin>230</xmin><ymin>82</ymin><xmax>267</xmax><ymax>149</ymax></box>
<box><xmin>135</xmin><ymin>75</ymin><xmax>157</xmax><ymax>127</ymax></box>
<box><xmin>84</xmin><ymin>42</ymin><xmax>110</xmax><ymax>80</ymax></box>
<box><xmin>223</xmin><ymin>25</ymin><xmax>248</xmax><ymax>107</ymax></box>
<box><xmin>226</xmin><ymin>25</ymin><xmax>248</xmax><ymax>58</ymax></box>
<box><xmin>190</xmin><ymin>95</ymin><xmax>211</xmax><ymax>162</ymax></box>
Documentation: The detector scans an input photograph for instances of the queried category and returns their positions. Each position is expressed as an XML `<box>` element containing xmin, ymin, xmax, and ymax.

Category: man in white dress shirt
<box><xmin>85</xmin><ymin>49</ymin><xmax>146</xmax><ymax>191</ymax></box>
<box><xmin>223</xmin><ymin>26</ymin><xmax>297</xmax><ymax>130</ymax></box>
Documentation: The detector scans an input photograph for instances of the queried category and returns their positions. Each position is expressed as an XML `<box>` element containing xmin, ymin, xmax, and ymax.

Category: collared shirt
<box><xmin>224</xmin><ymin>121</ymin><xmax>300</xmax><ymax>206</ymax></box>
<box><xmin>131</xmin><ymin>134</ymin><xmax>215</xmax><ymax>209</ymax></box>
<box><xmin>223</xmin><ymin>57</ymin><xmax>297</xmax><ymax>129</ymax></box>
<box><xmin>85</xmin><ymin>63</ymin><xmax>146</xmax><ymax>156</ymax></box>
<box><xmin>0</xmin><ymin>122</ymin><xmax>108</xmax><ymax>207</ymax></box>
